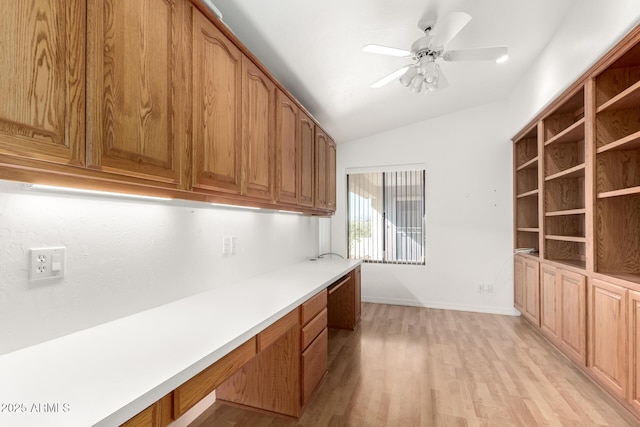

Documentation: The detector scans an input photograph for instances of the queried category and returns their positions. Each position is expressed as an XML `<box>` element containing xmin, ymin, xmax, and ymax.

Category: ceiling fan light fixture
<box><xmin>410</xmin><ymin>74</ymin><xmax>424</xmax><ymax>92</ymax></box>
<box><xmin>399</xmin><ymin>67</ymin><xmax>418</xmax><ymax>87</ymax></box>
<box><xmin>496</xmin><ymin>54</ymin><xmax>509</xmax><ymax>64</ymax></box>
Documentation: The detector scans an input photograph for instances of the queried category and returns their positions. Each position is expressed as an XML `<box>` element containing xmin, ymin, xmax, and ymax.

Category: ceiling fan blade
<box><xmin>363</xmin><ymin>44</ymin><xmax>411</xmax><ymax>57</ymax></box>
<box><xmin>429</xmin><ymin>12</ymin><xmax>471</xmax><ymax>49</ymax></box>
<box><xmin>370</xmin><ymin>66</ymin><xmax>411</xmax><ymax>88</ymax></box>
<box><xmin>443</xmin><ymin>46</ymin><xmax>508</xmax><ymax>62</ymax></box>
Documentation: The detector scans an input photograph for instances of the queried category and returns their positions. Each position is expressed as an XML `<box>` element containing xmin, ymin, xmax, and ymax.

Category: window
<box><xmin>347</xmin><ymin>169</ymin><xmax>425</xmax><ymax>265</ymax></box>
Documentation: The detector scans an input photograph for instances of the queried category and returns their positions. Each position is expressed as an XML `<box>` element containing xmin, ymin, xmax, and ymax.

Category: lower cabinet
<box><xmin>328</xmin><ymin>266</ymin><xmax>362</xmax><ymax>330</ymax></box>
<box><xmin>630</xmin><ymin>291</ymin><xmax>640</xmax><ymax>412</ymax></box>
<box><xmin>588</xmin><ymin>278</ymin><xmax>628</xmax><ymax>400</ymax></box>
<box><xmin>514</xmin><ymin>256</ymin><xmax>525</xmax><ymax>312</ymax></box>
<box><xmin>558</xmin><ymin>269</ymin><xmax>586</xmax><ymax>365</ymax></box>
<box><xmin>518</xmin><ymin>257</ymin><xmax>540</xmax><ymax>326</ymax></box>
<box><xmin>540</xmin><ymin>263</ymin><xmax>560</xmax><ymax>343</ymax></box>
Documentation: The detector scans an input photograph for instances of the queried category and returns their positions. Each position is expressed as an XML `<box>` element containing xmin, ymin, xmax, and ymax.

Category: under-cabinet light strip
<box><xmin>24</xmin><ymin>184</ymin><xmax>172</xmax><ymax>201</ymax></box>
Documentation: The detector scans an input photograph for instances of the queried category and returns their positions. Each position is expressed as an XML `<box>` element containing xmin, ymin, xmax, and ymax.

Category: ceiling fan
<box><xmin>364</xmin><ymin>12</ymin><xmax>508</xmax><ymax>93</ymax></box>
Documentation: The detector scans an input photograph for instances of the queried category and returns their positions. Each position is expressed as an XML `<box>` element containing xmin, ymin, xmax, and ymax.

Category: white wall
<box><xmin>0</xmin><ymin>180</ymin><xmax>318</xmax><ymax>355</ymax></box>
<box><xmin>332</xmin><ymin>101</ymin><xmax>516</xmax><ymax>315</ymax></box>
<box><xmin>507</xmin><ymin>0</ymin><xmax>640</xmax><ymax>135</ymax></box>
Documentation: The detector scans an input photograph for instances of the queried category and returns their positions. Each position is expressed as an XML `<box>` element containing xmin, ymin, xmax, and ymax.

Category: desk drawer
<box><xmin>173</xmin><ymin>338</ymin><xmax>256</xmax><ymax>418</ymax></box>
<box><xmin>301</xmin><ymin>327</ymin><xmax>328</xmax><ymax>406</ymax></box>
<box><xmin>301</xmin><ymin>307</ymin><xmax>327</xmax><ymax>351</ymax></box>
<box><xmin>300</xmin><ymin>289</ymin><xmax>327</xmax><ymax>325</ymax></box>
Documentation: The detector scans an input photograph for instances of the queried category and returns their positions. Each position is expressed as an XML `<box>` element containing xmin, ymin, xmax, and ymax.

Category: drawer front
<box><xmin>173</xmin><ymin>338</ymin><xmax>257</xmax><ymax>418</ymax></box>
<box><xmin>301</xmin><ymin>327</ymin><xmax>328</xmax><ymax>406</ymax></box>
<box><xmin>301</xmin><ymin>307</ymin><xmax>327</xmax><ymax>351</ymax></box>
<box><xmin>120</xmin><ymin>394</ymin><xmax>172</xmax><ymax>427</ymax></box>
<box><xmin>300</xmin><ymin>289</ymin><xmax>327</xmax><ymax>325</ymax></box>
<box><xmin>258</xmin><ymin>309</ymin><xmax>299</xmax><ymax>352</ymax></box>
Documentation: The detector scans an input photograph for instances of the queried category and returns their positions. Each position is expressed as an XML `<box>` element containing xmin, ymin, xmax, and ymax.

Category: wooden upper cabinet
<box><xmin>276</xmin><ymin>90</ymin><xmax>299</xmax><ymax>205</ymax></box>
<box><xmin>326</xmin><ymin>137</ymin><xmax>336</xmax><ymax>211</ymax></box>
<box><xmin>298</xmin><ymin>111</ymin><xmax>315</xmax><ymax>208</ymax></box>
<box><xmin>314</xmin><ymin>128</ymin><xmax>328</xmax><ymax>209</ymax></box>
<box><xmin>86</xmin><ymin>0</ymin><xmax>185</xmax><ymax>185</ymax></box>
<box><xmin>242</xmin><ymin>57</ymin><xmax>275</xmax><ymax>201</ymax></box>
<box><xmin>0</xmin><ymin>0</ymin><xmax>85</xmax><ymax>166</ymax></box>
<box><xmin>191</xmin><ymin>8</ymin><xmax>242</xmax><ymax>195</ymax></box>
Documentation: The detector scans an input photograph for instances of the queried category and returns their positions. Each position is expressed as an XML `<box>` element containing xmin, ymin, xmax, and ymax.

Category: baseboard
<box><xmin>361</xmin><ymin>296</ymin><xmax>521</xmax><ymax>316</ymax></box>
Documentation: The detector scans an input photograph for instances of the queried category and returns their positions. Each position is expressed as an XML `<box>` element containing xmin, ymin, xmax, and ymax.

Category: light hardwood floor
<box><xmin>193</xmin><ymin>303</ymin><xmax>637</xmax><ymax>426</ymax></box>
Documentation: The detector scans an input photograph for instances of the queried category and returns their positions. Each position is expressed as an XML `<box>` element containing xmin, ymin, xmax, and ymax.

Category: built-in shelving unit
<box><xmin>542</xmin><ymin>87</ymin><xmax>586</xmax><ymax>268</ymax></box>
<box><xmin>514</xmin><ymin>125</ymin><xmax>540</xmax><ymax>254</ymax></box>
<box><xmin>595</xmin><ymin>41</ymin><xmax>640</xmax><ymax>284</ymax></box>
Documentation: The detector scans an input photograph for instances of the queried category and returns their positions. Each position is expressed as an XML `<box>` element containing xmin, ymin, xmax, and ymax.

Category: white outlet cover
<box><xmin>29</xmin><ymin>247</ymin><xmax>65</xmax><ymax>281</ymax></box>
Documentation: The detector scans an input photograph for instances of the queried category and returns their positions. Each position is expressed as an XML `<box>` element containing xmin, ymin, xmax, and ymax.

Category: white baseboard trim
<box><xmin>361</xmin><ymin>296</ymin><xmax>521</xmax><ymax>316</ymax></box>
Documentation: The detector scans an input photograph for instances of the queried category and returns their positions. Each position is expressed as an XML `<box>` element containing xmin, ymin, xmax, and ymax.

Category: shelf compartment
<box><xmin>596</xmin><ymin>130</ymin><xmax>640</xmax><ymax>153</ymax></box>
<box><xmin>597</xmin><ymin>80</ymin><xmax>640</xmax><ymax>113</ymax></box>
<box><xmin>596</xmin><ymin>194</ymin><xmax>640</xmax><ymax>280</ymax></box>
<box><xmin>517</xmin><ymin>189</ymin><xmax>539</xmax><ymax>199</ymax></box>
<box><xmin>545</xmin><ymin>177</ymin><xmax>585</xmax><ymax>212</ymax></box>
<box><xmin>596</xmin><ymin>149</ymin><xmax>640</xmax><ymax>193</ymax></box>
<box><xmin>596</xmin><ymin>42</ymin><xmax>640</xmax><ymax>109</ymax></box>
<box><xmin>517</xmin><ymin>156</ymin><xmax>538</xmax><ymax>171</ymax></box>
<box><xmin>598</xmin><ymin>272</ymin><xmax>640</xmax><ymax>286</ymax></box>
<box><xmin>545</xmin><ymin>214</ymin><xmax>585</xmax><ymax>238</ymax></box>
<box><xmin>545</xmin><ymin>163</ymin><xmax>585</xmax><ymax>181</ymax></box>
<box><xmin>516</xmin><ymin>230</ymin><xmax>539</xmax><ymax>253</ymax></box>
<box><xmin>546</xmin><ymin>208</ymin><xmax>586</xmax><ymax>216</ymax></box>
<box><xmin>515</xmin><ymin>135</ymin><xmax>538</xmax><ymax>169</ymax></box>
<box><xmin>544</xmin><ymin>118</ymin><xmax>585</xmax><ymax>146</ymax></box>
<box><xmin>598</xmin><ymin>186</ymin><xmax>640</xmax><ymax>199</ymax></box>
<box><xmin>549</xmin><ymin>258</ymin><xmax>587</xmax><ymax>270</ymax></box>
<box><xmin>545</xmin><ymin>239</ymin><xmax>586</xmax><ymax>269</ymax></box>
<box><xmin>543</xmin><ymin>88</ymin><xmax>585</xmax><ymax>142</ymax></box>
<box><xmin>595</xmin><ymin>107</ymin><xmax>640</xmax><ymax>149</ymax></box>
<box><xmin>516</xmin><ymin>196</ymin><xmax>539</xmax><ymax>229</ymax></box>
<box><xmin>545</xmin><ymin>235</ymin><xmax>586</xmax><ymax>243</ymax></box>
<box><xmin>545</xmin><ymin>138</ymin><xmax>585</xmax><ymax>177</ymax></box>
<box><xmin>516</xmin><ymin>167</ymin><xmax>538</xmax><ymax>195</ymax></box>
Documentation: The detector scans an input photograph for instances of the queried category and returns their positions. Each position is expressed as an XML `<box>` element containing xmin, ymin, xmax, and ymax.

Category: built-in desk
<box><xmin>0</xmin><ymin>258</ymin><xmax>361</xmax><ymax>427</ymax></box>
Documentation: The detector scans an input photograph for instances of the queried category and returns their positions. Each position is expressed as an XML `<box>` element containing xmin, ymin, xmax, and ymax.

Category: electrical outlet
<box><xmin>230</xmin><ymin>236</ymin><xmax>237</xmax><ymax>254</ymax></box>
<box><xmin>222</xmin><ymin>237</ymin><xmax>231</xmax><ymax>255</ymax></box>
<box><xmin>29</xmin><ymin>247</ymin><xmax>65</xmax><ymax>281</ymax></box>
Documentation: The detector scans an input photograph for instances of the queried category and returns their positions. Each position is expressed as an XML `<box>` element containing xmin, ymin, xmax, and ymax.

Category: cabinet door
<box><xmin>301</xmin><ymin>328</ymin><xmax>328</xmax><ymax>406</ymax></box>
<box><xmin>314</xmin><ymin>128</ymin><xmax>328</xmax><ymax>209</ymax></box>
<box><xmin>354</xmin><ymin>266</ymin><xmax>362</xmax><ymax>323</ymax></box>
<box><xmin>514</xmin><ymin>256</ymin><xmax>525</xmax><ymax>311</ymax></box>
<box><xmin>540</xmin><ymin>264</ymin><xmax>560</xmax><ymax>342</ymax></box>
<box><xmin>589</xmin><ymin>279</ymin><xmax>628</xmax><ymax>399</ymax></box>
<box><xmin>326</xmin><ymin>137</ymin><xmax>336</xmax><ymax>212</ymax></box>
<box><xmin>559</xmin><ymin>269</ymin><xmax>586</xmax><ymax>365</ymax></box>
<box><xmin>242</xmin><ymin>57</ymin><xmax>275</xmax><ymax>201</ymax></box>
<box><xmin>192</xmin><ymin>8</ymin><xmax>242</xmax><ymax>194</ymax></box>
<box><xmin>87</xmin><ymin>0</ymin><xmax>185</xmax><ymax>184</ymax></box>
<box><xmin>523</xmin><ymin>259</ymin><xmax>540</xmax><ymax>326</ymax></box>
<box><xmin>298</xmin><ymin>111</ymin><xmax>315</xmax><ymax>207</ymax></box>
<box><xmin>629</xmin><ymin>291</ymin><xmax>640</xmax><ymax>412</ymax></box>
<box><xmin>0</xmin><ymin>0</ymin><xmax>84</xmax><ymax>166</ymax></box>
<box><xmin>275</xmin><ymin>90</ymin><xmax>298</xmax><ymax>204</ymax></box>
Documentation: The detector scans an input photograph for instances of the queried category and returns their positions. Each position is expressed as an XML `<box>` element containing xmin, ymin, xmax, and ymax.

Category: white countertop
<box><xmin>0</xmin><ymin>257</ymin><xmax>360</xmax><ymax>427</ymax></box>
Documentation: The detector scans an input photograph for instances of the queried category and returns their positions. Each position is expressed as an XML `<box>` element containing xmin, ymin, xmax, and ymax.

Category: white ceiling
<box><xmin>209</xmin><ymin>0</ymin><xmax>577</xmax><ymax>142</ymax></box>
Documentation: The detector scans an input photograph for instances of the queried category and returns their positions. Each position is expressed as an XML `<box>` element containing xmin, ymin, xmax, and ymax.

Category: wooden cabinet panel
<box><xmin>242</xmin><ymin>57</ymin><xmax>275</xmax><ymax>200</ymax></box>
<box><xmin>0</xmin><ymin>0</ymin><xmax>85</xmax><ymax>166</ymax></box>
<box><xmin>257</xmin><ymin>309</ymin><xmax>298</xmax><ymax>352</ymax></box>
<box><xmin>173</xmin><ymin>337</ymin><xmax>256</xmax><ymax>418</ymax></box>
<box><xmin>540</xmin><ymin>264</ymin><xmax>560</xmax><ymax>342</ymax></box>
<box><xmin>589</xmin><ymin>279</ymin><xmax>628</xmax><ymax>399</ymax></box>
<box><xmin>300</xmin><ymin>289</ymin><xmax>327</xmax><ymax>325</ymax></box>
<box><xmin>523</xmin><ymin>259</ymin><xmax>540</xmax><ymax>326</ymax></box>
<box><xmin>87</xmin><ymin>0</ymin><xmax>185</xmax><ymax>184</ymax></box>
<box><xmin>217</xmin><ymin>323</ymin><xmax>301</xmax><ymax>417</ymax></box>
<box><xmin>301</xmin><ymin>308</ymin><xmax>327</xmax><ymax>351</ymax></box>
<box><xmin>326</xmin><ymin>138</ymin><xmax>336</xmax><ymax>211</ymax></box>
<box><xmin>298</xmin><ymin>111</ymin><xmax>315</xmax><ymax>207</ymax></box>
<box><xmin>276</xmin><ymin>90</ymin><xmax>299</xmax><ymax>204</ymax></box>
<box><xmin>301</xmin><ymin>328</ymin><xmax>328</xmax><ymax>406</ymax></box>
<box><xmin>192</xmin><ymin>8</ymin><xmax>242</xmax><ymax>194</ymax></box>
<box><xmin>629</xmin><ymin>291</ymin><xmax>640</xmax><ymax>412</ymax></box>
<box><xmin>354</xmin><ymin>265</ymin><xmax>361</xmax><ymax>323</ymax></box>
<box><xmin>514</xmin><ymin>256</ymin><xmax>525</xmax><ymax>311</ymax></box>
<box><xmin>328</xmin><ymin>269</ymin><xmax>361</xmax><ymax>330</ymax></box>
<box><xmin>120</xmin><ymin>394</ymin><xmax>172</xmax><ymax>427</ymax></box>
<box><xmin>559</xmin><ymin>269</ymin><xmax>586</xmax><ymax>365</ymax></box>
<box><xmin>314</xmin><ymin>128</ymin><xmax>328</xmax><ymax>209</ymax></box>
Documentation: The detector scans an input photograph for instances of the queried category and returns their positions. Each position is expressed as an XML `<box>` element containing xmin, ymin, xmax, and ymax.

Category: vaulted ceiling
<box><xmin>209</xmin><ymin>0</ymin><xmax>577</xmax><ymax>142</ymax></box>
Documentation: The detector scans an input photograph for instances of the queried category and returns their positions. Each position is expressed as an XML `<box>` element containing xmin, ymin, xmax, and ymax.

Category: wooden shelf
<box><xmin>517</xmin><ymin>228</ymin><xmax>540</xmax><ymax>233</ymax></box>
<box><xmin>545</xmin><ymin>235</ymin><xmax>586</xmax><ymax>243</ymax></box>
<box><xmin>545</xmin><ymin>163</ymin><xmax>585</xmax><ymax>181</ymax></box>
<box><xmin>517</xmin><ymin>189</ymin><xmax>539</xmax><ymax>199</ymax></box>
<box><xmin>597</xmin><ymin>80</ymin><xmax>640</xmax><ymax>113</ymax></box>
<box><xmin>596</xmin><ymin>130</ymin><xmax>640</xmax><ymax>153</ymax></box>
<box><xmin>598</xmin><ymin>271</ymin><xmax>640</xmax><ymax>285</ymax></box>
<box><xmin>517</xmin><ymin>156</ymin><xmax>538</xmax><ymax>171</ymax></box>
<box><xmin>548</xmin><ymin>258</ymin><xmax>587</xmax><ymax>270</ymax></box>
<box><xmin>544</xmin><ymin>118</ymin><xmax>585</xmax><ymax>146</ymax></box>
<box><xmin>545</xmin><ymin>208</ymin><xmax>586</xmax><ymax>217</ymax></box>
<box><xmin>598</xmin><ymin>186</ymin><xmax>640</xmax><ymax>199</ymax></box>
